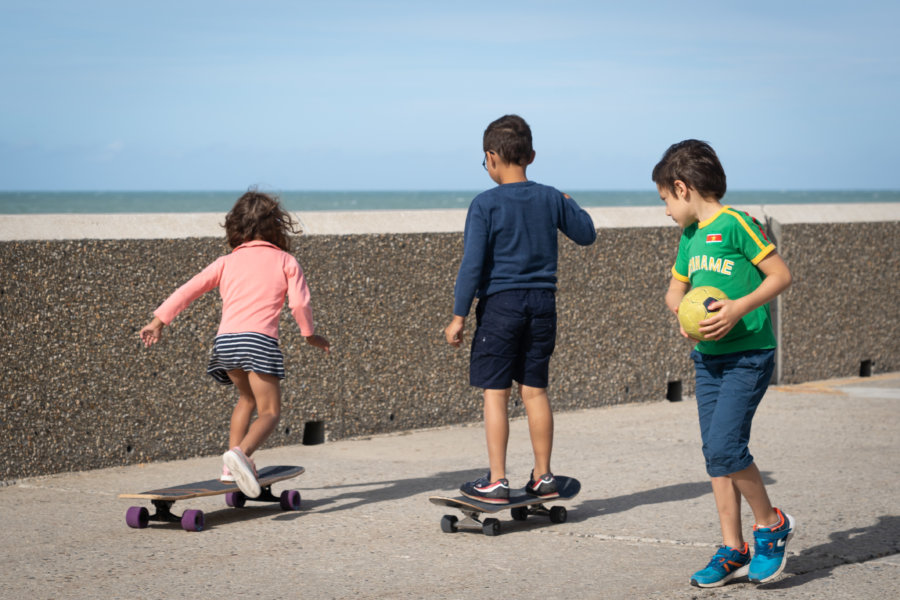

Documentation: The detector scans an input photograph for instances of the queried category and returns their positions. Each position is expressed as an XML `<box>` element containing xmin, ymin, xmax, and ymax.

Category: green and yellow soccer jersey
<box><xmin>672</xmin><ymin>206</ymin><xmax>777</xmax><ymax>355</ymax></box>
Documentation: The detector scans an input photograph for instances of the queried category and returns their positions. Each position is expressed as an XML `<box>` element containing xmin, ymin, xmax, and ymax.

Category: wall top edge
<box><xmin>1</xmin><ymin>203</ymin><xmax>897</xmax><ymax>241</ymax></box>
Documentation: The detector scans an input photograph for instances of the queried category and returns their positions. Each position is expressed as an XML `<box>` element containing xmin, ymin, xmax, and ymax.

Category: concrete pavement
<box><xmin>2</xmin><ymin>373</ymin><xmax>898</xmax><ymax>599</ymax></box>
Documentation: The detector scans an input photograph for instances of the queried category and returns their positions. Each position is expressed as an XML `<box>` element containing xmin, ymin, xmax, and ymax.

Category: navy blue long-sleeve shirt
<box><xmin>452</xmin><ymin>181</ymin><xmax>597</xmax><ymax>317</ymax></box>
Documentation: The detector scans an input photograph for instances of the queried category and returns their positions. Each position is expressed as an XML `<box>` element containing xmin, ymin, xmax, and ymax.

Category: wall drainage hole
<box><xmin>302</xmin><ymin>421</ymin><xmax>325</xmax><ymax>445</ymax></box>
<box><xmin>860</xmin><ymin>360</ymin><xmax>873</xmax><ymax>377</ymax></box>
<box><xmin>666</xmin><ymin>380</ymin><xmax>683</xmax><ymax>402</ymax></box>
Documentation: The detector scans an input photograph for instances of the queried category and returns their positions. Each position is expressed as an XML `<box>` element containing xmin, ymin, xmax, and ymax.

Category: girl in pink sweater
<box><xmin>140</xmin><ymin>190</ymin><xmax>330</xmax><ymax>497</ymax></box>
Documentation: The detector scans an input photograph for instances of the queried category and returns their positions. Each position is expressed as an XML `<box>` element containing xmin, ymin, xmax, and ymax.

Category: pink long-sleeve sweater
<box><xmin>154</xmin><ymin>240</ymin><xmax>315</xmax><ymax>339</ymax></box>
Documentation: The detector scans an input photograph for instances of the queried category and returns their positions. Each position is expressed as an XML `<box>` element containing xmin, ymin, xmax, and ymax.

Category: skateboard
<box><xmin>429</xmin><ymin>476</ymin><xmax>580</xmax><ymax>536</ymax></box>
<box><xmin>119</xmin><ymin>465</ymin><xmax>304</xmax><ymax>532</ymax></box>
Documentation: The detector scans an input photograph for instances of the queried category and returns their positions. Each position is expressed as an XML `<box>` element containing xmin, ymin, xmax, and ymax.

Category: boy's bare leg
<box><xmin>729</xmin><ymin>462</ymin><xmax>779</xmax><ymax>527</ymax></box>
<box><xmin>711</xmin><ymin>476</ymin><xmax>744</xmax><ymax>549</ymax></box>
<box><xmin>711</xmin><ymin>462</ymin><xmax>779</xmax><ymax>548</ymax></box>
<box><xmin>227</xmin><ymin>370</ymin><xmax>282</xmax><ymax>456</ymax></box>
<box><xmin>483</xmin><ymin>388</ymin><xmax>511</xmax><ymax>481</ymax></box>
<box><xmin>520</xmin><ymin>384</ymin><xmax>553</xmax><ymax>477</ymax></box>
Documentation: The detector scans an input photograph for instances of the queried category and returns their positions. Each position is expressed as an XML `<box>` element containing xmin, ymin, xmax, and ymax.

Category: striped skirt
<box><xmin>206</xmin><ymin>332</ymin><xmax>285</xmax><ymax>385</ymax></box>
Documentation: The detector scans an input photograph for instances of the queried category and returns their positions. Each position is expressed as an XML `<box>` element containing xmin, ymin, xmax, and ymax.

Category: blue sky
<box><xmin>1</xmin><ymin>0</ymin><xmax>898</xmax><ymax>191</ymax></box>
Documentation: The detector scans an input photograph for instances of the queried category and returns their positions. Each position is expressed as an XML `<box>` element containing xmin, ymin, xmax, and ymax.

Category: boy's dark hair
<box><xmin>652</xmin><ymin>139</ymin><xmax>727</xmax><ymax>200</ymax></box>
<box><xmin>483</xmin><ymin>114</ymin><xmax>533</xmax><ymax>166</ymax></box>
<box><xmin>224</xmin><ymin>188</ymin><xmax>301</xmax><ymax>252</ymax></box>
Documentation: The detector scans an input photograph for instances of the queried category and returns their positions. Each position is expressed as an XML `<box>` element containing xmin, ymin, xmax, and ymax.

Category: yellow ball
<box><xmin>678</xmin><ymin>286</ymin><xmax>728</xmax><ymax>341</ymax></box>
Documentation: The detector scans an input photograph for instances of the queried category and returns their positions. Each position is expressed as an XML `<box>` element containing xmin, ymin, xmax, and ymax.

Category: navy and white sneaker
<box><xmin>460</xmin><ymin>473</ymin><xmax>510</xmax><ymax>504</ymax></box>
<box><xmin>525</xmin><ymin>471</ymin><xmax>559</xmax><ymax>499</ymax></box>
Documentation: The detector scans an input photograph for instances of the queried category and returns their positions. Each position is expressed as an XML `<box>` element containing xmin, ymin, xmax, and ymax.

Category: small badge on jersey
<box><xmin>706</xmin><ymin>233</ymin><xmax>723</xmax><ymax>243</ymax></box>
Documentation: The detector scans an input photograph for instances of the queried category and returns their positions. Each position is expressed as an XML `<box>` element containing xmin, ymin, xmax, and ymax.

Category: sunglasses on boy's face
<box><xmin>482</xmin><ymin>151</ymin><xmax>496</xmax><ymax>171</ymax></box>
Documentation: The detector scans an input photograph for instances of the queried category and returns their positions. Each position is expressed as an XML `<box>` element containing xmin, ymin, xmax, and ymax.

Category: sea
<box><xmin>1</xmin><ymin>190</ymin><xmax>898</xmax><ymax>214</ymax></box>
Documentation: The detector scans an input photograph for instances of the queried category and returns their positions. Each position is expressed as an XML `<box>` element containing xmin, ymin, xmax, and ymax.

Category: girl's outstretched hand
<box><xmin>140</xmin><ymin>317</ymin><xmax>164</xmax><ymax>347</ymax></box>
<box><xmin>305</xmin><ymin>334</ymin><xmax>331</xmax><ymax>354</ymax></box>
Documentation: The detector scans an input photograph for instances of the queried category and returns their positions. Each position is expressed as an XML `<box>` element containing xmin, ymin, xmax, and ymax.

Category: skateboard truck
<box><xmin>441</xmin><ymin>502</ymin><xmax>567</xmax><ymax>536</ymax></box>
<box><xmin>442</xmin><ymin>508</ymin><xmax>502</xmax><ymax>536</ymax></box>
<box><xmin>127</xmin><ymin>500</ymin><xmax>206</xmax><ymax>532</ymax></box>
<box><xmin>148</xmin><ymin>500</ymin><xmax>181</xmax><ymax>524</ymax></box>
<box><xmin>223</xmin><ymin>483</ymin><xmax>295</xmax><ymax>508</ymax></box>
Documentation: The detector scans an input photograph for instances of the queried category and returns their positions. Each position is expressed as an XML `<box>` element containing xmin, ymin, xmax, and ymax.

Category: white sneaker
<box><xmin>223</xmin><ymin>447</ymin><xmax>260</xmax><ymax>498</ymax></box>
<box><xmin>220</xmin><ymin>464</ymin><xmax>235</xmax><ymax>483</ymax></box>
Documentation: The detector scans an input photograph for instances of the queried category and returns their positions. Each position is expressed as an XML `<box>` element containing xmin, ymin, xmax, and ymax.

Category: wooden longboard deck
<box><xmin>429</xmin><ymin>475</ymin><xmax>580</xmax><ymax>513</ymax></box>
<box><xmin>119</xmin><ymin>465</ymin><xmax>304</xmax><ymax>501</ymax></box>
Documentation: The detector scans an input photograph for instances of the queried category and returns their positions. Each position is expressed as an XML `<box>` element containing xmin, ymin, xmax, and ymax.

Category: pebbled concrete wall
<box><xmin>774</xmin><ymin>220</ymin><xmax>900</xmax><ymax>383</ymax></box>
<box><xmin>1</xmin><ymin>204</ymin><xmax>897</xmax><ymax>480</ymax></box>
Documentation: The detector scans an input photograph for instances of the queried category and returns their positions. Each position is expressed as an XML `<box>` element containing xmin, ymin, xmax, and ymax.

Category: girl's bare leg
<box><xmin>226</xmin><ymin>370</ymin><xmax>282</xmax><ymax>455</ymax></box>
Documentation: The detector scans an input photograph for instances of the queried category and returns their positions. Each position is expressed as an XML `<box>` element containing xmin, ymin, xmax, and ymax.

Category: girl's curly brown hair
<box><xmin>224</xmin><ymin>189</ymin><xmax>301</xmax><ymax>252</ymax></box>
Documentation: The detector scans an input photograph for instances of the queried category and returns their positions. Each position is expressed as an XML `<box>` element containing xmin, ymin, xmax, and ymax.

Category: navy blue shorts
<box><xmin>691</xmin><ymin>348</ymin><xmax>775</xmax><ymax>477</ymax></box>
<box><xmin>206</xmin><ymin>332</ymin><xmax>285</xmax><ymax>385</ymax></box>
<box><xmin>469</xmin><ymin>289</ymin><xmax>557</xmax><ymax>390</ymax></box>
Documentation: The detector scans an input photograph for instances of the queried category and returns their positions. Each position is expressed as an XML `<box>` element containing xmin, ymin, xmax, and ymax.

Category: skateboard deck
<box><xmin>430</xmin><ymin>475</ymin><xmax>580</xmax><ymax>536</ymax></box>
<box><xmin>120</xmin><ymin>465</ymin><xmax>304</xmax><ymax>531</ymax></box>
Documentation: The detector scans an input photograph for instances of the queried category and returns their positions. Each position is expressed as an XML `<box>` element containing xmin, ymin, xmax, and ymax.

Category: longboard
<box><xmin>119</xmin><ymin>465</ymin><xmax>304</xmax><ymax>531</ymax></box>
<box><xmin>429</xmin><ymin>475</ymin><xmax>580</xmax><ymax>536</ymax></box>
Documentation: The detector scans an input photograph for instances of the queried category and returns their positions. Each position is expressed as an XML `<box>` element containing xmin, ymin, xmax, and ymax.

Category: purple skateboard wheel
<box><xmin>126</xmin><ymin>506</ymin><xmax>149</xmax><ymax>529</ymax></box>
<box><xmin>181</xmin><ymin>509</ymin><xmax>204</xmax><ymax>532</ymax></box>
<box><xmin>279</xmin><ymin>489</ymin><xmax>301</xmax><ymax>510</ymax></box>
<box><xmin>225</xmin><ymin>491</ymin><xmax>246</xmax><ymax>508</ymax></box>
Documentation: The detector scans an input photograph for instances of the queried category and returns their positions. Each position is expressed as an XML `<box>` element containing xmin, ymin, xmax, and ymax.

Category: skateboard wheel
<box><xmin>280</xmin><ymin>489</ymin><xmax>301</xmax><ymax>511</ymax></box>
<box><xmin>440</xmin><ymin>515</ymin><xmax>458</xmax><ymax>533</ymax></box>
<box><xmin>126</xmin><ymin>506</ymin><xmax>149</xmax><ymax>529</ymax></box>
<box><xmin>225</xmin><ymin>491</ymin><xmax>246</xmax><ymax>508</ymax></box>
<box><xmin>510</xmin><ymin>506</ymin><xmax>529</xmax><ymax>521</ymax></box>
<box><xmin>549</xmin><ymin>506</ymin><xmax>567</xmax><ymax>523</ymax></box>
<box><xmin>181</xmin><ymin>509</ymin><xmax>204</xmax><ymax>532</ymax></box>
<box><xmin>482</xmin><ymin>518</ymin><xmax>501</xmax><ymax>536</ymax></box>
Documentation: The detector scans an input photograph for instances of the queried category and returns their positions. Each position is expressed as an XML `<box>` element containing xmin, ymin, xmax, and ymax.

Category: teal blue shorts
<box><xmin>691</xmin><ymin>348</ymin><xmax>775</xmax><ymax>477</ymax></box>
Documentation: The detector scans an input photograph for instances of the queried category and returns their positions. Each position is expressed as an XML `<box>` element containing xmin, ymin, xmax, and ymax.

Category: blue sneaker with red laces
<box><xmin>690</xmin><ymin>543</ymin><xmax>751</xmax><ymax>588</ymax></box>
<box><xmin>748</xmin><ymin>507</ymin><xmax>796</xmax><ymax>583</ymax></box>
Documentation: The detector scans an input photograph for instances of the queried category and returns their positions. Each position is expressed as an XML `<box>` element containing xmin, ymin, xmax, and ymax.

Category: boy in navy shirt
<box><xmin>445</xmin><ymin>114</ymin><xmax>596</xmax><ymax>503</ymax></box>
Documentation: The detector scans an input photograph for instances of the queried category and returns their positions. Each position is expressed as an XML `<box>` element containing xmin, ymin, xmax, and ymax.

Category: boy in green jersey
<box><xmin>653</xmin><ymin>140</ymin><xmax>796</xmax><ymax>588</ymax></box>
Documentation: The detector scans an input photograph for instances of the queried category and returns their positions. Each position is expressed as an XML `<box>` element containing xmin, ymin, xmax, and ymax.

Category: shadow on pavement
<box><xmin>299</xmin><ymin>468</ymin><xmax>484</xmax><ymax>514</ymax></box>
<box><xmin>761</xmin><ymin>514</ymin><xmax>900</xmax><ymax>590</ymax></box>
<box><xmin>570</xmin><ymin>472</ymin><xmax>776</xmax><ymax>522</ymax></box>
